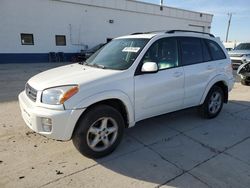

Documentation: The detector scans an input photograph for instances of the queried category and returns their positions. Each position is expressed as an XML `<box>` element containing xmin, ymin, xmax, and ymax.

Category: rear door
<box><xmin>179</xmin><ymin>37</ymin><xmax>217</xmax><ymax>107</ymax></box>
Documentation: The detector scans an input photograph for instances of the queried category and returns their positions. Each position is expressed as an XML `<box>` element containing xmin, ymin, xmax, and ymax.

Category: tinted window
<box><xmin>142</xmin><ymin>38</ymin><xmax>178</xmax><ymax>70</ymax></box>
<box><xmin>201</xmin><ymin>39</ymin><xmax>212</xmax><ymax>62</ymax></box>
<box><xmin>180</xmin><ymin>37</ymin><xmax>203</xmax><ymax>65</ymax></box>
<box><xmin>234</xmin><ymin>43</ymin><xmax>250</xmax><ymax>50</ymax></box>
<box><xmin>206</xmin><ymin>40</ymin><xmax>226</xmax><ymax>60</ymax></box>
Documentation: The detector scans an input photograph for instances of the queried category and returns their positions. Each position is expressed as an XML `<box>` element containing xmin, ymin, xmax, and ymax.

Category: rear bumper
<box><xmin>228</xmin><ymin>78</ymin><xmax>234</xmax><ymax>92</ymax></box>
<box><xmin>18</xmin><ymin>91</ymin><xmax>85</xmax><ymax>140</ymax></box>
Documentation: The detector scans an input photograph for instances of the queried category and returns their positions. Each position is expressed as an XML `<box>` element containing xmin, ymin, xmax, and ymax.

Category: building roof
<box><xmin>53</xmin><ymin>0</ymin><xmax>213</xmax><ymax>24</ymax></box>
<box><xmin>130</xmin><ymin>0</ymin><xmax>213</xmax><ymax>16</ymax></box>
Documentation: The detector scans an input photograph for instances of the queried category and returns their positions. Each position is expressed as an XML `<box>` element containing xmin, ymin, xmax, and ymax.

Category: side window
<box><xmin>142</xmin><ymin>38</ymin><xmax>178</xmax><ymax>70</ymax></box>
<box><xmin>206</xmin><ymin>40</ymin><xmax>226</xmax><ymax>60</ymax></box>
<box><xmin>201</xmin><ymin>39</ymin><xmax>212</xmax><ymax>62</ymax></box>
<box><xmin>180</xmin><ymin>37</ymin><xmax>203</xmax><ymax>65</ymax></box>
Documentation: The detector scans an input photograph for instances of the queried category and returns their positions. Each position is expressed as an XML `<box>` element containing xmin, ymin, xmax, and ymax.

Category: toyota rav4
<box><xmin>19</xmin><ymin>30</ymin><xmax>234</xmax><ymax>158</ymax></box>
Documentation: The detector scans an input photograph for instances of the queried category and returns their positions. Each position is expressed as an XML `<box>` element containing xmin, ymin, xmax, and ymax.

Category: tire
<box><xmin>72</xmin><ymin>105</ymin><xmax>125</xmax><ymax>158</ymax></box>
<box><xmin>199</xmin><ymin>86</ymin><xmax>224</xmax><ymax>119</ymax></box>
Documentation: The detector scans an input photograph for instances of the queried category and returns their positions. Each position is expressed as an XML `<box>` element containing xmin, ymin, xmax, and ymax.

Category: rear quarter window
<box><xmin>206</xmin><ymin>40</ymin><xmax>226</xmax><ymax>60</ymax></box>
<box><xmin>201</xmin><ymin>39</ymin><xmax>212</xmax><ymax>62</ymax></box>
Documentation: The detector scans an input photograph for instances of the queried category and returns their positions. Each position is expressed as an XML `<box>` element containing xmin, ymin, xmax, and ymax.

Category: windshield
<box><xmin>234</xmin><ymin>43</ymin><xmax>250</xmax><ymax>50</ymax></box>
<box><xmin>85</xmin><ymin>38</ymin><xmax>149</xmax><ymax>70</ymax></box>
<box><xmin>90</xmin><ymin>44</ymin><xmax>104</xmax><ymax>51</ymax></box>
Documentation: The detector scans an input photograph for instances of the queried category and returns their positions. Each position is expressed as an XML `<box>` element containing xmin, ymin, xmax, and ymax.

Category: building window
<box><xmin>55</xmin><ymin>35</ymin><xmax>66</xmax><ymax>46</ymax></box>
<box><xmin>21</xmin><ymin>33</ymin><xmax>34</xmax><ymax>45</ymax></box>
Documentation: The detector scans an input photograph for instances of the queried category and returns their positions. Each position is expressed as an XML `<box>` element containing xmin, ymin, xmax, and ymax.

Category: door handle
<box><xmin>207</xmin><ymin>65</ymin><xmax>213</xmax><ymax>70</ymax></box>
<box><xmin>173</xmin><ymin>72</ymin><xmax>183</xmax><ymax>77</ymax></box>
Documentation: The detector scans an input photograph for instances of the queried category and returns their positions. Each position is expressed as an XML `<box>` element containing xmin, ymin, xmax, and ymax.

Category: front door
<box><xmin>134</xmin><ymin>37</ymin><xmax>184</xmax><ymax>121</ymax></box>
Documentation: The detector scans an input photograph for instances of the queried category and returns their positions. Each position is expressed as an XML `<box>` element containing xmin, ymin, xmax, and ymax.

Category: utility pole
<box><xmin>225</xmin><ymin>13</ymin><xmax>232</xmax><ymax>42</ymax></box>
<box><xmin>160</xmin><ymin>0</ymin><xmax>163</xmax><ymax>11</ymax></box>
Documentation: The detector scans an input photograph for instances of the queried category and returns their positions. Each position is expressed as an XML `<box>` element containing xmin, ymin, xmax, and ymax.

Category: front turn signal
<box><xmin>59</xmin><ymin>86</ymin><xmax>79</xmax><ymax>104</ymax></box>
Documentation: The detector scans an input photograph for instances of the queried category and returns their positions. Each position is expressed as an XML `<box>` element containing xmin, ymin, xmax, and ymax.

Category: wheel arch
<box><xmin>80</xmin><ymin>98</ymin><xmax>130</xmax><ymax>127</ymax></box>
<box><xmin>200</xmin><ymin>75</ymin><xmax>229</xmax><ymax>105</ymax></box>
<box><xmin>69</xmin><ymin>90</ymin><xmax>135</xmax><ymax>136</ymax></box>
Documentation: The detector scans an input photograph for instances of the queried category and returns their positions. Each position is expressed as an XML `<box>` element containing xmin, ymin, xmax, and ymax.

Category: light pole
<box><xmin>225</xmin><ymin>13</ymin><xmax>232</xmax><ymax>42</ymax></box>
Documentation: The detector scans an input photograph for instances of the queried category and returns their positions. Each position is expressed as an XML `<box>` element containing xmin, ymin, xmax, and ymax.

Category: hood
<box><xmin>228</xmin><ymin>50</ymin><xmax>250</xmax><ymax>56</ymax></box>
<box><xmin>28</xmin><ymin>63</ymin><xmax>120</xmax><ymax>91</ymax></box>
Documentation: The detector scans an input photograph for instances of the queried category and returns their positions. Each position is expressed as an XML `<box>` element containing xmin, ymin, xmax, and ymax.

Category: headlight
<box><xmin>42</xmin><ymin>85</ymin><xmax>79</xmax><ymax>105</ymax></box>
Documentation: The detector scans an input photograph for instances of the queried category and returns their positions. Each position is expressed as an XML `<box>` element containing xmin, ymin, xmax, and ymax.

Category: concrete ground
<box><xmin>0</xmin><ymin>63</ymin><xmax>250</xmax><ymax>188</ymax></box>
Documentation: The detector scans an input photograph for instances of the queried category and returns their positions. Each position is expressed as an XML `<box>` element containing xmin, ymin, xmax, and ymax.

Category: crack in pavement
<box><xmin>155</xmin><ymin>172</ymin><xmax>185</xmax><ymax>188</ymax></box>
<box><xmin>158</xmin><ymin>152</ymin><xmax>219</xmax><ymax>187</ymax></box>
<box><xmin>157</xmin><ymin>135</ymin><xmax>250</xmax><ymax>187</ymax></box>
<box><xmin>187</xmin><ymin>172</ymin><xmax>213</xmax><ymax>188</ymax></box>
<box><xmin>127</xmin><ymin>133</ymin><xmax>187</xmax><ymax>187</ymax></box>
<box><xmin>125</xmin><ymin>117</ymin><xmax>250</xmax><ymax>188</ymax></box>
<box><xmin>38</xmin><ymin>163</ymin><xmax>99</xmax><ymax>188</ymax></box>
<box><xmin>145</xmin><ymin>117</ymin><xmax>250</xmax><ymax>187</ymax></box>
<box><xmin>127</xmin><ymin>132</ymin><xmax>185</xmax><ymax>171</ymax></box>
<box><xmin>223</xmin><ymin>151</ymin><xmax>250</xmax><ymax>167</ymax></box>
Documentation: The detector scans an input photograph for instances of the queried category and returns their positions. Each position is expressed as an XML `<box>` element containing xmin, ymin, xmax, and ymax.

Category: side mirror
<box><xmin>141</xmin><ymin>62</ymin><xmax>158</xmax><ymax>73</ymax></box>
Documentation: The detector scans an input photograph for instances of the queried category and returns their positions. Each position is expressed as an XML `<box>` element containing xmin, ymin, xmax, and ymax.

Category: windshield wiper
<box><xmin>92</xmin><ymin>63</ymin><xmax>105</xmax><ymax>69</ymax></box>
<box><xmin>79</xmin><ymin>61</ymin><xmax>85</xmax><ymax>65</ymax></box>
<box><xmin>81</xmin><ymin>62</ymin><xmax>105</xmax><ymax>69</ymax></box>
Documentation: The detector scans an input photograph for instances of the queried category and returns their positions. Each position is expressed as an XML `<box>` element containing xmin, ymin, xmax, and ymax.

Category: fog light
<box><xmin>41</xmin><ymin>117</ymin><xmax>52</xmax><ymax>132</ymax></box>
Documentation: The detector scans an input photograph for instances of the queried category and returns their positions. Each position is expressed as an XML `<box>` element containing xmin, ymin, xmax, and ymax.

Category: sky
<box><xmin>140</xmin><ymin>0</ymin><xmax>250</xmax><ymax>42</ymax></box>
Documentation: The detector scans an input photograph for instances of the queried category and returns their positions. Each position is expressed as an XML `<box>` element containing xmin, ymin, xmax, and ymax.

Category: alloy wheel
<box><xmin>86</xmin><ymin>117</ymin><xmax>118</xmax><ymax>152</ymax></box>
<box><xmin>208</xmin><ymin>91</ymin><xmax>222</xmax><ymax>114</ymax></box>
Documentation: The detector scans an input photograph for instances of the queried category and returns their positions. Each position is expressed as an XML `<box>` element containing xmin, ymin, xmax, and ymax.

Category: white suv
<box><xmin>19</xmin><ymin>30</ymin><xmax>234</xmax><ymax>158</ymax></box>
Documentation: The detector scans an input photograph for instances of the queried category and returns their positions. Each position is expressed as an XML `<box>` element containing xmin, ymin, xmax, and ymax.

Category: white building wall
<box><xmin>0</xmin><ymin>0</ymin><xmax>213</xmax><ymax>61</ymax></box>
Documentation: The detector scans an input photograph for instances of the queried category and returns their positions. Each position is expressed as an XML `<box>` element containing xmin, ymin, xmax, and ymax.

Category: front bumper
<box><xmin>230</xmin><ymin>57</ymin><xmax>243</xmax><ymax>65</ymax></box>
<box><xmin>230</xmin><ymin>56</ymin><xmax>250</xmax><ymax>68</ymax></box>
<box><xmin>18</xmin><ymin>91</ymin><xmax>85</xmax><ymax>140</ymax></box>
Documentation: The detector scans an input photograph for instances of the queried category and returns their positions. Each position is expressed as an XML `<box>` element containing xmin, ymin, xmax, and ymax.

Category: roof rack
<box><xmin>166</xmin><ymin>30</ymin><xmax>214</xmax><ymax>37</ymax></box>
<box><xmin>130</xmin><ymin>30</ymin><xmax>215</xmax><ymax>37</ymax></box>
<box><xmin>130</xmin><ymin>32</ymin><xmax>145</xmax><ymax>35</ymax></box>
<box><xmin>130</xmin><ymin>31</ymin><xmax>164</xmax><ymax>35</ymax></box>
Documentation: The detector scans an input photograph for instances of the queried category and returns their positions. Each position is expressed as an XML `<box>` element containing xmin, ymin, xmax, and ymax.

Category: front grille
<box><xmin>231</xmin><ymin>60</ymin><xmax>242</xmax><ymax>70</ymax></box>
<box><xmin>25</xmin><ymin>83</ymin><xmax>37</xmax><ymax>102</ymax></box>
<box><xmin>231</xmin><ymin>60</ymin><xmax>243</xmax><ymax>64</ymax></box>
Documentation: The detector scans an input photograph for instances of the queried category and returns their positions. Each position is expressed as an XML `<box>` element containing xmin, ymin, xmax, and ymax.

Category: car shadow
<box><xmin>93</xmin><ymin>107</ymin><xmax>207</xmax><ymax>185</ymax></box>
<box><xmin>93</xmin><ymin>100</ymin><xmax>250</xmax><ymax>186</ymax></box>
